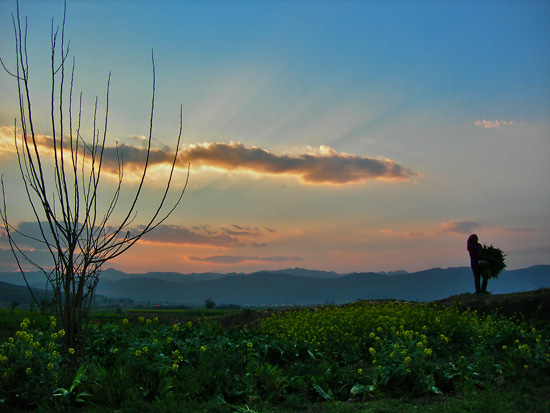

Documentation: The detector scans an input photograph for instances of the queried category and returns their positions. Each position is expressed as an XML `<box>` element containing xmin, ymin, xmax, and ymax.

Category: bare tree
<box><xmin>0</xmin><ymin>2</ymin><xmax>188</xmax><ymax>359</ymax></box>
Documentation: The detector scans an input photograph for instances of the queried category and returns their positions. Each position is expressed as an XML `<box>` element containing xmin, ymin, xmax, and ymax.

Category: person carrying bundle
<box><xmin>467</xmin><ymin>234</ymin><xmax>489</xmax><ymax>294</ymax></box>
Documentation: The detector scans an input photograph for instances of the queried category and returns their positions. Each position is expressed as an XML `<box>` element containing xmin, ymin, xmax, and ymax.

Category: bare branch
<box><xmin>1</xmin><ymin>1</ymin><xmax>188</xmax><ymax>360</ymax></box>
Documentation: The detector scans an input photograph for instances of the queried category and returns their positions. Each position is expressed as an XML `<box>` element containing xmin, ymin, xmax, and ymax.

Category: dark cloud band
<box><xmin>111</xmin><ymin>141</ymin><xmax>418</xmax><ymax>184</ymax></box>
<box><xmin>1</xmin><ymin>130</ymin><xmax>419</xmax><ymax>184</ymax></box>
<box><xmin>186</xmin><ymin>255</ymin><xmax>304</xmax><ymax>264</ymax></box>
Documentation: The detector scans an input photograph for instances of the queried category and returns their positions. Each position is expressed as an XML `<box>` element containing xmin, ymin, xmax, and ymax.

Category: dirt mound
<box><xmin>433</xmin><ymin>288</ymin><xmax>550</xmax><ymax>322</ymax></box>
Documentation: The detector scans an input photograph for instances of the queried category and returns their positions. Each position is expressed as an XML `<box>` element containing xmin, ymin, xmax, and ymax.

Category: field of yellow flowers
<box><xmin>1</xmin><ymin>300</ymin><xmax>549</xmax><ymax>411</ymax></box>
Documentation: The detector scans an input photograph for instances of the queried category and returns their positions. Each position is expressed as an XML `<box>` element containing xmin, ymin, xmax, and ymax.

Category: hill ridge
<box><xmin>1</xmin><ymin>265</ymin><xmax>548</xmax><ymax>306</ymax></box>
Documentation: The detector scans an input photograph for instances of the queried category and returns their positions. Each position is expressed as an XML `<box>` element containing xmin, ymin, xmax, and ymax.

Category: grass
<box><xmin>125</xmin><ymin>308</ymin><xmax>238</xmax><ymax>317</ymax></box>
<box><xmin>1</xmin><ymin>300</ymin><xmax>549</xmax><ymax>412</ymax></box>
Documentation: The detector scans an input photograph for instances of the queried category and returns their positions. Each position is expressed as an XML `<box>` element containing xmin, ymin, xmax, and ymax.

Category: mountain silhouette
<box><xmin>1</xmin><ymin>265</ymin><xmax>548</xmax><ymax>306</ymax></box>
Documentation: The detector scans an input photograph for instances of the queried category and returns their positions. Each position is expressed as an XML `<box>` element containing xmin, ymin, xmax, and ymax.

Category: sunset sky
<box><xmin>1</xmin><ymin>0</ymin><xmax>549</xmax><ymax>275</ymax></box>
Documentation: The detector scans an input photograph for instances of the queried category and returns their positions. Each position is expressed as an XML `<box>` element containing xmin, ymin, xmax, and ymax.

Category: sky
<box><xmin>0</xmin><ymin>0</ymin><xmax>549</xmax><ymax>275</ymax></box>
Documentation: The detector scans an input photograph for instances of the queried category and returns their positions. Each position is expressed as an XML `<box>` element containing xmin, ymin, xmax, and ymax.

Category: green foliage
<box><xmin>1</xmin><ymin>301</ymin><xmax>549</xmax><ymax>411</ymax></box>
<box><xmin>480</xmin><ymin>244</ymin><xmax>507</xmax><ymax>279</ymax></box>
<box><xmin>53</xmin><ymin>364</ymin><xmax>90</xmax><ymax>407</ymax></box>
<box><xmin>204</xmin><ymin>297</ymin><xmax>216</xmax><ymax>309</ymax></box>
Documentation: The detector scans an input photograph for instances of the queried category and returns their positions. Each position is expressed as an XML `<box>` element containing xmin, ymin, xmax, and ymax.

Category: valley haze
<box><xmin>1</xmin><ymin>265</ymin><xmax>548</xmax><ymax>307</ymax></box>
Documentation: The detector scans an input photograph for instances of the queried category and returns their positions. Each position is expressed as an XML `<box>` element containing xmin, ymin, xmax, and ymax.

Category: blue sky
<box><xmin>1</xmin><ymin>0</ymin><xmax>549</xmax><ymax>274</ymax></box>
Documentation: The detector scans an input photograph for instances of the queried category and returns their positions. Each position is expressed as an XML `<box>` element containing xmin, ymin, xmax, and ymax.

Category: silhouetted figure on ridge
<box><xmin>467</xmin><ymin>234</ymin><xmax>490</xmax><ymax>294</ymax></box>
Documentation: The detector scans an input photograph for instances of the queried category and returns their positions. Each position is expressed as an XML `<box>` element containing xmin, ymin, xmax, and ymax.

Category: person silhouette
<box><xmin>467</xmin><ymin>234</ymin><xmax>489</xmax><ymax>293</ymax></box>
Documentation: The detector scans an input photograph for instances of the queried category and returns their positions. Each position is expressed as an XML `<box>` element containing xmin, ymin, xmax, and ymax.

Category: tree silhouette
<box><xmin>0</xmin><ymin>2</ymin><xmax>188</xmax><ymax>360</ymax></box>
<box><xmin>204</xmin><ymin>297</ymin><xmax>216</xmax><ymax>310</ymax></box>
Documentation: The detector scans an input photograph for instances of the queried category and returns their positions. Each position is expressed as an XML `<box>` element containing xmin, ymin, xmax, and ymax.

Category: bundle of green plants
<box><xmin>480</xmin><ymin>244</ymin><xmax>507</xmax><ymax>279</ymax></box>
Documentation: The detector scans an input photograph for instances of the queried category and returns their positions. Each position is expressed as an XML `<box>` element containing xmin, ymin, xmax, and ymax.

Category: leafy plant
<box><xmin>53</xmin><ymin>364</ymin><xmax>90</xmax><ymax>406</ymax></box>
<box><xmin>253</xmin><ymin>362</ymin><xmax>287</xmax><ymax>403</ymax></box>
<box><xmin>480</xmin><ymin>244</ymin><xmax>507</xmax><ymax>279</ymax></box>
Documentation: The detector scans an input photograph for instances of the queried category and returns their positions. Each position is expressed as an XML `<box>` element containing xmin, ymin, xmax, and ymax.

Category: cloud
<box><xmin>186</xmin><ymin>255</ymin><xmax>304</xmax><ymax>265</ymax></box>
<box><xmin>474</xmin><ymin>120</ymin><xmax>514</xmax><ymax>129</ymax></box>
<box><xmin>138</xmin><ymin>224</ymin><xmax>242</xmax><ymax>247</ymax></box>
<box><xmin>0</xmin><ymin>248</ymin><xmax>22</xmax><ymax>271</ymax></box>
<box><xmin>0</xmin><ymin>126</ymin><xmax>16</xmax><ymax>157</ymax></box>
<box><xmin>1</xmin><ymin>127</ymin><xmax>418</xmax><ymax>185</ymax></box>
<box><xmin>179</xmin><ymin>142</ymin><xmax>418</xmax><ymax>184</ymax></box>
<box><xmin>442</xmin><ymin>221</ymin><xmax>481</xmax><ymax>235</ymax></box>
<box><xmin>138</xmin><ymin>224</ymin><xmax>268</xmax><ymax>248</ymax></box>
<box><xmin>3</xmin><ymin>221</ymin><xmax>266</xmax><ymax>250</ymax></box>
<box><xmin>0</xmin><ymin>221</ymin><xmax>55</xmax><ymax>251</ymax></box>
<box><xmin>500</xmin><ymin>227</ymin><xmax>536</xmax><ymax>234</ymax></box>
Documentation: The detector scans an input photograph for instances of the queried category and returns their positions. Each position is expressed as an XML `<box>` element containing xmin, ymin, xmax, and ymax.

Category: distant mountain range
<box><xmin>0</xmin><ymin>265</ymin><xmax>549</xmax><ymax>306</ymax></box>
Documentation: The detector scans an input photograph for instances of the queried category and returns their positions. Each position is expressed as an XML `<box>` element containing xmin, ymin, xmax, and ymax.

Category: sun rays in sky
<box><xmin>0</xmin><ymin>0</ymin><xmax>549</xmax><ymax>274</ymax></box>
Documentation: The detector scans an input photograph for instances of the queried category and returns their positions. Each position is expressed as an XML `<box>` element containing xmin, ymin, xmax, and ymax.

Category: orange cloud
<box><xmin>474</xmin><ymin>120</ymin><xmax>514</xmax><ymax>128</ymax></box>
<box><xmin>178</xmin><ymin>142</ymin><xmax>418</xmax><ymax>184</ymax></box>
<box><xmin>1</xmin><ymin>126</ymin><xmax>419</xmax><ymax>185</ymax></box>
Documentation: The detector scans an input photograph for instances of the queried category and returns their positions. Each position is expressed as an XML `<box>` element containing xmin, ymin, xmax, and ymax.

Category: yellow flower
<box><xmin>247</xmin><ymin>342</ymin><xmax>254</xmax><ymax>348</ymax></box>
<box><xmin>524</xmin><ymin>364</ymin><xmax>529</xmax><ymax>370</ymax></box>
<box><xmin>502</xmin><ymin>345</ymin><xmax>507</xmax><ymax>350</ymax></box>
<box><xmin>200</xmin><ymin>346</ymin><xmax>206</xmax><ymax>352</ymax></box>
<box><xmin>357</xmin><ymin>368</ymin><xmax>363</xmax><ymax>374</ymax></box>
<box><xmin>25</xmin><ymin>367</ymin><xmax>32</xmax><ymax>376</ymax></box>
<box><xmin>187</xmin><ymin>321</ymin><xmax>193</xmax><ymax>327</ymax></box>
<box><xmin>68</xmin><ymin>348</ymin><xmax>75</xmax><ymax>354</ymax></box>
<box><xmin>47</xmin><ymin>362</ymin><xmax>54</xmax><ymax>370</ymax></box>
<box><xmin>50</xmin><ymin>316</ymin><xmax>57</xmax><ymax>328</ymax></box>
<box><xmin>58</xmin><ymin>329</ymin><xmax>65</xmax><ymax>337</ymax></box>
<box><xmin>122</xmin><ymin>319</ymin><xmax>129</xmax><ymax>325</ymax></box>
<box><xmin>172</xmin><ymin>324</ymin><xmax>180</xmax><ymax>331</ymax></box>
<box><xmin>138</xmin><ymin>316</ymin><xmax>145</xmax><ymax>323</ymax></box>
<box><xmin>404</xmin><ymin>357</ymin><xmax>412</xmax><ymax>365</ymax></box>
<box><xmin>172</xmin><ymin>363</ymin><xmax>179</xmax><ymax>370</ymax></box>
<box><xmin>146</xmin><ymin>319</ymin><xmax>152</xmax><ymax>324</ymax></box>
<box><xmin>153</xmin><ymin>317</ymin><xmax>159</xmax><ymax>323</ymax></box>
